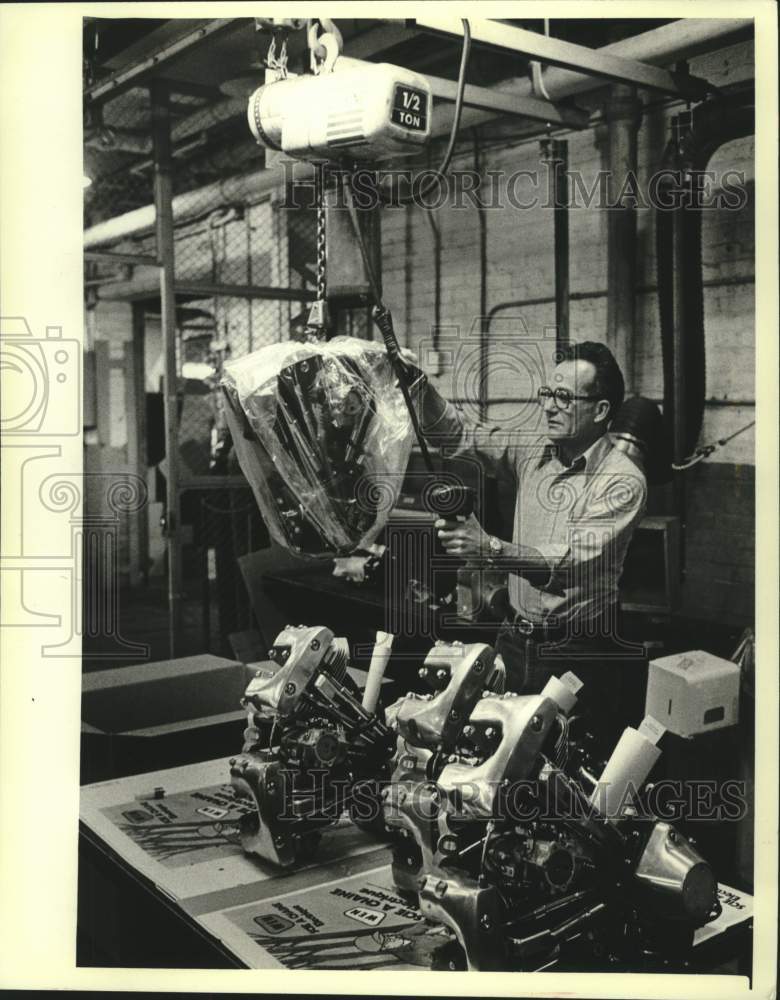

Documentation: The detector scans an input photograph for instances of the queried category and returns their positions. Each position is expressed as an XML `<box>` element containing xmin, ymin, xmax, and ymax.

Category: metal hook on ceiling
<box><xmin>307</xmin><ymin>18</ymin><xmax>343</xmax><ymax>75</ymax></box>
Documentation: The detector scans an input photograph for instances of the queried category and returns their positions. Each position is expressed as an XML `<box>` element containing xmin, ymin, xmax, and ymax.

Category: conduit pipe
<box><xmin>655</xmin><ymin>90</ymin><xmax>754</xmax><ymax>532</ymax></box>
<box><xmin>84</xmin><ymin>18</ymin><xmax>751</xmax><ymax>249</ymax></box>
<box><xmin>544</xmin><ymin>137</ymin><xmax>570</xmax><ymax>351</ymax></box>
<box><xmin>85</xmin><ymin>158</ymin><xmax>316</xmax><ymax>248</ymax></box>
<box><xmin>467</xmin><ymin>18</ymin><xmax>750</xmax><ymax>105</ymax></box>
<box><xmin>605</xmin><ymin>85</ymin><xmax>642</xmax><ymax>390</ymax></box>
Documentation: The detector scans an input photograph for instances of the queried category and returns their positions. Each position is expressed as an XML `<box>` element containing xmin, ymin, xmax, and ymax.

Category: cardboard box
<box><xmin>644</xmin><ymin>649</ymin><xmax>740</xmax><ymax>737</ymax></box>
<box><xmin>81</xmin><ymin>655</ymin><xmax>251</xmax><ymax>784</ymax></box>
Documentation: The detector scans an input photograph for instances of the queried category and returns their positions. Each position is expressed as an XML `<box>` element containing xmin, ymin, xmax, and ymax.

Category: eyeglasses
<box><xmin>537</xmin><ymin>386</ymin><xmax>601</xmax><ymax>411</ymax></box>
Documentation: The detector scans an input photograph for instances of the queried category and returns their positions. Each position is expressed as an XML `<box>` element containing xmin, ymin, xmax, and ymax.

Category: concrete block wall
<box><xmin>382</xmin><ymin>39</ymin><xmax>755</xmax><ymax>627</ymax></box>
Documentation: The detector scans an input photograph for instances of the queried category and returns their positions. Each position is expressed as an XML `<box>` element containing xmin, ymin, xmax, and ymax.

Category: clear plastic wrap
<box><xmin>222</xmin><ymin>336</ymin><xmax>414</xmax><ymax>556</ymax></box>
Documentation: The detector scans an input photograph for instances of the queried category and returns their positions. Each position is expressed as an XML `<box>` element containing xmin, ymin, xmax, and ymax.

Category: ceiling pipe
<box><xmin>84</xmin><ymin>18</ymin><xmax>751</xmax><ymax>249</ymax></box>
<box><xmin>605</xmin><ymin>85</ymin><xmax>642</xmax><ymax>391</ymax></box>
<box><xmin>544</xmin><ymin>137</ymin><xmax>570</xmax><ymax>352</ymax></box>
<box><xmin>85</xmin><ymin>158</ymin><xmax>316</xmax><ymax>248</ymax></box>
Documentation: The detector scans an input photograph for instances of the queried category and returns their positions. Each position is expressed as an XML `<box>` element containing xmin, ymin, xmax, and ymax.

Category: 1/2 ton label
<box><xmin>392</xmin><ymin>86</ymin><xmax>428</xmax><ymax>132</ymax></box>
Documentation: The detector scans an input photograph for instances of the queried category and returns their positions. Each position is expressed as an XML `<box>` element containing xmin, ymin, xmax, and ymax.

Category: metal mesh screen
<box><xmin>172</xmin><ymin>197</ymin><xmax>307</xmax><ymax>362</ymax></box>
<box><xmin>83</xmin><ymin>85</ymin><xmax>157</xmax><ymax>294</ymax></box>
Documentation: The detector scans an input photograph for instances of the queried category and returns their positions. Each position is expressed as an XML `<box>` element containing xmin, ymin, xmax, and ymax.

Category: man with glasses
<box><xmin>408</xmin><ymin>341</ymin><xmax>648</xmax><ymax>729</ymax></box>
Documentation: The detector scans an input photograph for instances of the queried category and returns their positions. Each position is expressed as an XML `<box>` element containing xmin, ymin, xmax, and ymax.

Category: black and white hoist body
<box><xmin>248</xmin><ymin>56</ymin><xmax>433</xmax><ymax>163</ymax></box>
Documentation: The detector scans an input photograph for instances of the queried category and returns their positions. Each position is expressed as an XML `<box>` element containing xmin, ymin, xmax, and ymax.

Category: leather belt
<box><xmin>502</xmin><ymin>605</ymin><xmax>619</xmax><ymax>643</ymax></box>
<box><xmin>503</xmin><ymin>612</ymin><xmax>567</xmax><ymax>642</ymax></box>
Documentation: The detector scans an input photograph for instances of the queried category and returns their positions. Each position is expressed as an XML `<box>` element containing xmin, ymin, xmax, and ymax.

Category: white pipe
<box><xmin>362</xmin><ymin>631</ymin><xmax>394</xmax><ymax>714</ymax></box>
<box><xmin>540</xmin><ymin>671</ymin><xmax>583</xmax><ymax>715</ymax></box>
<box><xmin>590</xmin><ymin>715</ymin><xmax>665</xmax><ymax>820</ymax></box>
<box><xmin>508</xmin><ymin>17</ymin><xmax>751</xmax><ymax>102</ymax></box>
<box><xmin>84</xmin><ymin>157</ymin><xmax>315</xmax><ymax>248</ymax></box>
<box><xmin>84</xmin><ymin>19</ymin><xmax>750</xmax><ymax>249</ymax></box>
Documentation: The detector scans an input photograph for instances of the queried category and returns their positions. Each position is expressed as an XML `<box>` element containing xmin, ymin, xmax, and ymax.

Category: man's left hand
<box><xmin>435</xmin><ymin>513</ymin><xmax>490</xmax><ymax>556</ymax></box>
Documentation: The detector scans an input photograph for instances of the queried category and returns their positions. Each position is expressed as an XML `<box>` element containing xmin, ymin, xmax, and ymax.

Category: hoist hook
<box><xmin>307</xmin><ymin>18</ymin><xmax>343</xmax><ymax>75</ymax></box>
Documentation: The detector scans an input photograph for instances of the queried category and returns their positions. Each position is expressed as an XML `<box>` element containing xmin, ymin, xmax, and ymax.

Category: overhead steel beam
<box><xmin>95</xmin><ymin>271</ymin><xmax>317</xmax><ymax>303</ymax></box>
<box><xmin>174</xmin><ymin>281</ymin><xmax>315</xmax><ymax>302</ymax></box>
<box><xmin>84</xmin><ymin>126</ymin><xmax>152</xmax><ymax>156</ymax></box>
<box><xmin>407</xmin><ymin>16</ymin><xmax>713</xmax><ymax>100</ymax></box>
<box><xmin>345</xmin><ymin>21</ymin><xmax>421</xmax><ymax>59</ymax></box>
<box><xmin>85</xmin><ymin>249</ymin><xmax>159</xmax><ymax>266</ymax></box>
<box><xmin>84</xmin><ymin>19</ymin><xmax>243</xmax><ymax>105</ymax></box>
<box><xmin>155</xmin><ymin>77</ymin><xmax>225</xmax><ymax>102</ymax></box>
<box><xmin>426</xmin><ymin>73</ymin><xmax>589</xmax><ymax>129</ymax></box>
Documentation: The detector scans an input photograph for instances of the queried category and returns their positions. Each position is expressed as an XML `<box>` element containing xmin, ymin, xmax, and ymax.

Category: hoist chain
<box><xmin>265</xmin><ymin>36</ymin><xmax>289</xmax><ymax>79</ymax></box>
<box><xmin>315</xmin><ymin>163</ymin><xmax>327</xmax><ymax>302</ymax></box>
<box><xmin>304</xmin><ymin>162</ymin><xmax>329</xmax><ymax>341</ymax></box>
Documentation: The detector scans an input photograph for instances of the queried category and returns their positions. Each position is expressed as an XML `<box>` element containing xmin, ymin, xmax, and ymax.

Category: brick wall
<box><xmin>382</xmin><ymin>39</ymin><xmax>755</xmax><ymax>627</ymax></box>
<box><xmin>681</xmin><ymin>462</ymin><xmax>754</xmax><ymax>624</ymax></box>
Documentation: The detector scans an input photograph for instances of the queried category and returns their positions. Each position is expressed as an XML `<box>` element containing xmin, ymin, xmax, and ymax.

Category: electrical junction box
<box><xmin>248</xmin><ymin>57</ymin><xmax>432</xmax><ymax>162</ymax></box>
<box><xmin>644</xmin><ymin>649</ymin><xmax>740</xmax><ymax>738</ymax></box>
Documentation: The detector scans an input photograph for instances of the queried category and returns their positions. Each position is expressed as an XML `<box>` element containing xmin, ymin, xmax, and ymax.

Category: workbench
<box><xmin>79</xmin><ymin>757</ymin><xmax>754</xmax><ymax>973</ymax></box>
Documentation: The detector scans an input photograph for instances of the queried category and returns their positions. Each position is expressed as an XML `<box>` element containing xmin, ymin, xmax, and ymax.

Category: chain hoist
<box><xmin>303</xmin><ymin>161</ymin><xmax>330</xmax><ymax>341</ymax></box>
<box><xmin>254</xmin><ymin>17</ymin><xmax>306</xmax><ymax>80</ymax></box>
<box><xmin>253</xmin><ymin>18</ymin><xmax>343</xmax><ymax>341</ymax></box>
<box><xmin>265</xmin><ymin>35</ymin><xmax>289</xmax><ymax>79</ymax></box>
<box><xmin>299</xmin><ymin>19</ymin><xmax>345</xmax><ymax>341</ymax></box>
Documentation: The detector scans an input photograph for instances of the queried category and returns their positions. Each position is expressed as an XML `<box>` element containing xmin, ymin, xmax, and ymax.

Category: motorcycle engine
<box><xmin>230</xmin><ymin>624</ymin><xmax>394</xmax><ymax>866</ymax></box>
<box><xmin>383</xmin><ymin>642</ymin><xmax>720</xmax><ymax>971</ymax></box>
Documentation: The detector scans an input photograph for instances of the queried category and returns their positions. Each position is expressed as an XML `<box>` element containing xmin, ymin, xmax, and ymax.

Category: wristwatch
<box><xmin>488</xmin><ymin>535</ymin><xmax>504</xmax><ymax>561</ymax></box>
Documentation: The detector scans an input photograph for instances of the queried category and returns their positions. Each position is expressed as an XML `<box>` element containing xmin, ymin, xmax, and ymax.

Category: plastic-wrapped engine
<box><xmin>221</xmin><ymin>337</ymin><xmax>414</xmax><ymax>556</ymax></box>
<box><xmin>383</xmin><ymin>642</ymin><xmax>720</xmax><ymax>972</ymax></box>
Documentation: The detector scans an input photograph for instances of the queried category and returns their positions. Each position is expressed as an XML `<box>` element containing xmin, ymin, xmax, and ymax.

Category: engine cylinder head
<box><xmin>322</xmin><ymin>636</ymin><xmax>349</xmax><ymax>684</ymax></box>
